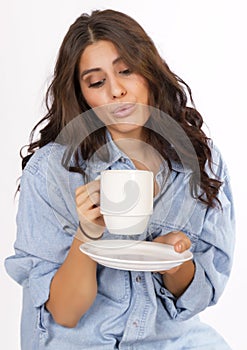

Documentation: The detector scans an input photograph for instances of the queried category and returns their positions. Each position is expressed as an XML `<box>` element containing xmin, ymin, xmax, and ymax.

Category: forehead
<box><xmin>79</xmin><ymin>40</ymin><xmax>121</xmax><ymax>70</ymax></box>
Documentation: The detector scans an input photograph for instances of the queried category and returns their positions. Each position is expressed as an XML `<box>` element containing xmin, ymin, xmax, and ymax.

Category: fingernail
<box><xmin>177</xmin><ymin>243</ymin><xmax>182</xmax><ymax>251</ymax></box>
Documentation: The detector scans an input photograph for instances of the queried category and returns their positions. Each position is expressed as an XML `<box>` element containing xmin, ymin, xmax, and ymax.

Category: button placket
<box><xmin>122</xmin><ymin>272</ymin><xmax>151</xmax><ymax>342</ymax></box>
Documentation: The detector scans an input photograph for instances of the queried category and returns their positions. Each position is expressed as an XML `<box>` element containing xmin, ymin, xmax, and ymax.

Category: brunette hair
<box><xmin>21</xmin><ymin>9</ymin><xmax>221</xmax><ymax>207</ymax></box>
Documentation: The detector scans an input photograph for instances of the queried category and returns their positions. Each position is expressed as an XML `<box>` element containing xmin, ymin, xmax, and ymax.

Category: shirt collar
<box><xmin>81</xmin><ymin>130</ymin><xmax>186</xmax><ymax>175</ymax></box>
<box><xmin>85</xmin><ymin>131</ymin><xmax>127</xmax><ymax>174</ymax></box>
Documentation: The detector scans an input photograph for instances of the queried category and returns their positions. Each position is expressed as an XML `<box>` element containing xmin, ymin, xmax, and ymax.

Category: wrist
<box><xmin>76</xmin><ymin>222</ymin><xmax>104</xmax><ymax>242</ymax></box>
<box><xmin>162</xmin><ymin>260</ymin><xmax>195</xmax><ymax>298</ymax></box>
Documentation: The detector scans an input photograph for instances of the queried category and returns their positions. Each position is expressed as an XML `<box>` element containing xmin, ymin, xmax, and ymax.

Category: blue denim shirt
<box><xmin>5</xmin><ymin>138</ymin><xmax>235</xmax><ymax>349</ymax></box>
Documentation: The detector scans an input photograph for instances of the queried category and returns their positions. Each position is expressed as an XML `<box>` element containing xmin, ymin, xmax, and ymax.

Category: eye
<box><xmin>88</xmin><ymin>79</ymin><xmax>106</xmax><ymax>88</ymax></box>
<box><xmin>119</xmin><ymin>68</ymin><xmax>132</xmax><ymax>75</ymax></box>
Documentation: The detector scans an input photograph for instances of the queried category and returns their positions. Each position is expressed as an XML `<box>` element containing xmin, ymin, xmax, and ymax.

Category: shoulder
<box><xmin>23</xmin><ymin>142</ymin><xmax>67</xmax><ymax>178</ymax></box>
<box><xmin>20</xmin><ymin>142</ymin><xmax>85</xmax><ymax>198</ymax></box>
<box><xmin>207</xmin><ymin>140</ymin><xmax>229</xmax><ymax>180</ymax></box>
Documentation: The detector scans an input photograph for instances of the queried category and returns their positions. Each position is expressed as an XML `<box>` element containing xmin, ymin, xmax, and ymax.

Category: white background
<box><xmin>0</xmin><ymin>1</ymin><xmax>246</xmax><ymax>349</ymax></box>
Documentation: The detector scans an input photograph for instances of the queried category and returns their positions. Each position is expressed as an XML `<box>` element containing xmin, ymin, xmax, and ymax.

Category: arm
<box><xmin>46</xmin><ymin>179</ymin><xmax>105</xmax><ymax>328</ymax></box>
<box><xmin>5</xmin><ymin>148</ymin><xmax>107</xmax><ymax>329</ymax></box>
<box><xmin>45</xmin><ymin>234</ymin><xmax>97</xmax><ymax>328</ymax></box>
<box><xmin>152</xmin><ymin>163</ymin><xmax>235</xmax><ymax>321</ymax></box>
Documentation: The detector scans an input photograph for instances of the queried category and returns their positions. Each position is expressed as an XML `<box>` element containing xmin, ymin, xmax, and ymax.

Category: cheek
<box><xmin>81</xmin><ymin>90</ymin><xmax>100</xmax><ymax>108</ymax></box>
<box><xmin>83</xmin><ymin>93</ymin><xmax>94</xmax><ymax>107</ymax></box>
<box><xmin>80</xmin><ymin>84</ymin><xmax>103</xmax><ymax>108</ymax></box>
<box><xmin>144</xmin><ymin>87</ymin><xmax>149</xmax><ymax>102</ymax></box>
<box><xmin>139</xmin><ymin>86</ymin><xmax>149</xmax><ymax>105</ymax></box>
<box><xmin>135</xmin><ymin>80</ymin><xmax>149</xmax><ymax>104</ymax></box>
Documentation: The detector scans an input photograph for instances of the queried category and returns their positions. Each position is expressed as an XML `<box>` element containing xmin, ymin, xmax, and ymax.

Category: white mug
<box><xmin>100</xmin><ymin>169</ymin><xmax>153</xmax><ymax>235</ymax></box>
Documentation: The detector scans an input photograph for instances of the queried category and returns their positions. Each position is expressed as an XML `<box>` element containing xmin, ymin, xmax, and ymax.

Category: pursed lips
<box><xmin>111</xmin><ymin>103</ymin><xmax>136</xmax><ymax>118</ymax></box>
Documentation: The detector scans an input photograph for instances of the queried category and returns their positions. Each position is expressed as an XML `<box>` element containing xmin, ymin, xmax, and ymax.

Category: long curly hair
<box><xmin>21</xmin><ymin>9</ymin><xmax>222</xmax><ymax>207</ymax></box>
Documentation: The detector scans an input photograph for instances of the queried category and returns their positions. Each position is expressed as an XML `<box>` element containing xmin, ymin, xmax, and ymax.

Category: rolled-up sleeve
<box><xmin>5</xmin><ymin>252</ymin><xmax>61</xmax><ymax>307</ymax></box>
<box><xmin>5</xmin><ymin>159</ymin><xmax>77</xmax><ymax>308</ymax></box>
<box><xmin>153</xmin><ymin>155</ymin><xmax>235</xmax><ymax>321</ymax></box>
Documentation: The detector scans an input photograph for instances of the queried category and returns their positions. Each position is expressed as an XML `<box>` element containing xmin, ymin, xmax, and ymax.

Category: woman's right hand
<box><xmin>75</xmin><ymin>179</ymin><xmax>105</xmax><ymax>241</ymax></box>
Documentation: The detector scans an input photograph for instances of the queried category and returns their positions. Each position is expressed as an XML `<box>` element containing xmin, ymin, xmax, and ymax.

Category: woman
<box><xmin>5</xmin><ymin>9</ymin><xmax>235</xmax><ymax>349</ymax></box>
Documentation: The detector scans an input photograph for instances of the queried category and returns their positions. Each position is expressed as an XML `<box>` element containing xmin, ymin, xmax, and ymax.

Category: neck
<box><xmin>114</xmin><ymin>137</ymin><xmax>162</xmax><ymax>174</ymax></box>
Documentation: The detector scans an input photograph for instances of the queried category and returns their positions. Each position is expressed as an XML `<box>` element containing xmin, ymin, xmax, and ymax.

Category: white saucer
<box><xmin>79</xmin><ymin>240</ymin><xmax>193</xmax><ymax>271</ymax></box>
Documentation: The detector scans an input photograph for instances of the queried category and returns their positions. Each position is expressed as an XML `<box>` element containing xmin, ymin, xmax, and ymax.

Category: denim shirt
<box><xmin>5</xmin><ymin>138</ymin><xmax>235</xmax><ymax>350</ymax></box>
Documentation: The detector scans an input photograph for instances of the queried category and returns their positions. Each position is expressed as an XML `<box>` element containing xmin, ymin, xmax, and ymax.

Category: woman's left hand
<box><xmin>153</xmin><ymin>231</ymin><xmax>194</xmax><ymax>296</ymax></box>
<box><xmin>153</xmin><ymin>231</ymin><xmax>192</xmax><ymax>275</ymax></box>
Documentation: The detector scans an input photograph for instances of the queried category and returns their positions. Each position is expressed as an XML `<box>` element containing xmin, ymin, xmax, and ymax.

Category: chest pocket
<box><xmin>97</xmin><ymin>266</ymin><xmax>130</xmax><ymax>303</ymax></box>
<box><xmin>148</xmin><ymin>179</ymin><xmax>207</xmax><ymax>251</ymax></box>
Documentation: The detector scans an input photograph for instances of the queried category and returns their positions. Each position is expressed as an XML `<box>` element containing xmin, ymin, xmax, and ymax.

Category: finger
<box><xmin>79</xmin><ymin>208</ymin><xmax>105</xmax><ymax>231</ymax></box>
<box><xmin>153</xmin><ymin>231</ymin><xmax>190</xmax><ymax>246</ymax></box>
<box><xmin>95</xmin><ymin>215</ymin><xmax>105</xmax><ymax>227</ymax></box>
<box><xmin>90</xmin><ymin>191</ymin><xmax>100</xmax><ymax>206</ymax></box>
<box><xmin>75</xmin><ymin>190</ymin><xmax>87</xmax><ymax>207</ymax></box>
<box><xmin>85</xmin><ymin>206</ymin><xmax>102</xmax><ymax>221</ymax></box>
<box><xmin>79</xmin><ymin>206</ymin><xmax>104</xmax><ymax>228</ymax></box>
<box><xmin>75</xmin><ymin>180</ymin><xmax>100</xmax><ymax>197</ymax></box>
<box><xmin>75</xmin><ymin>181</ymin><xmax>100</xmax><ymax>207</ymax></box>
<box><xmin>174</xmin><ymin>238</ymin><xmax>191</xmax><ymax>253</ymax></box>
<box><xmin>76</xmin><ymin>191</ymin><xmax>100</xmax><ymax>208</ymax></box>
<box><xmin>77</xmin><ymin>199</ymin><xmax>100</xmax><ymax>222</ymax></box>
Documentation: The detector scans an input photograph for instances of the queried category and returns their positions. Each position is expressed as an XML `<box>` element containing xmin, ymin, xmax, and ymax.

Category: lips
<box><xmin>111</xmin><ymin>103</ymin><xmax>136</xmax><ymax>118</ymax></box>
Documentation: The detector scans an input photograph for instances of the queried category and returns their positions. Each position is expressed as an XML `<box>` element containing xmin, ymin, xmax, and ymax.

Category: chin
<box><xmin>108</xmin><ymin>123</ymin><xmax>144</xmax><ymax>139</ymax></box>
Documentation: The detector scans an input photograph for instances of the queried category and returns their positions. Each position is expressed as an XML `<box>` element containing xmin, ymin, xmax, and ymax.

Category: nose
<box><xmin>110</xmin><ymin>78</ymin><xmax>127</xmax><ymax>99</ymax></box>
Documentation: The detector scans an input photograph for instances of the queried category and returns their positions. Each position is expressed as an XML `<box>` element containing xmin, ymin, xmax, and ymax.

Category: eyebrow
<box><xmin>80</xmin><ymin>56</ymin><xmax>124</xmax><ymax>79</ymax></box>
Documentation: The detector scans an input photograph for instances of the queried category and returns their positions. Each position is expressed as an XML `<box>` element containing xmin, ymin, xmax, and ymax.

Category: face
<box><xmin>79</xmin><ymin>40</ymin><xmax>150</xmax><ymax>140</ymax></box>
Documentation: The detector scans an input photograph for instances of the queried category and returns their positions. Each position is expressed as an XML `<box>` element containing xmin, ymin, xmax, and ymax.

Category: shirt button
<box><xmin>160</xmin><ymin>288</ymin><xmax>166</xmax><ymax>295</ymax></box>
<box><xmin>120</xmin><ymin>156</ymin><xmax>126</xmax><ymax>163</ymax></box>
<box><xmin>136</xmin><ymin>275</ymin><xmax>142</xmax><ymax>283</ymax></box>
